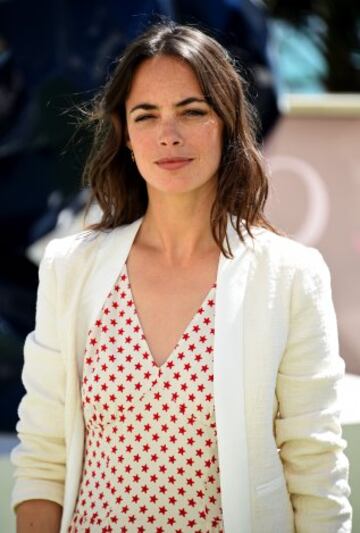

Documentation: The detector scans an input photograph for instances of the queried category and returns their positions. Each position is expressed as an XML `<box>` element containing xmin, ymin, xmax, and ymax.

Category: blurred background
<box><xmin>0</xmin><ymin>0</ymin><xmax>359</xmax><ymax>530</ymax></box>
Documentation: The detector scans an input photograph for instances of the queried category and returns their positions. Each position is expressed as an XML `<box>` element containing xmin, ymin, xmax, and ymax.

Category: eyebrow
<box><xmin>129</xmin><ymin>97</ymin><xmax>208</xmax><ymax>114</ymax></box>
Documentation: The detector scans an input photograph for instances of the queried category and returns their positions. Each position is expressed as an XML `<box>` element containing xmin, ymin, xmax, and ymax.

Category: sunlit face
<box><xmin>125</xmin><ymin>55</ymin><xmax>223</xmax><ymax>197</ymax></box>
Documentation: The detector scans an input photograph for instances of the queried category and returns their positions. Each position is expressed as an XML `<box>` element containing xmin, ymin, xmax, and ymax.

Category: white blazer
<box><xmin>10</xmin><ymin>216</ymin><xmax>352</xmax><ymax>532</ymax></box>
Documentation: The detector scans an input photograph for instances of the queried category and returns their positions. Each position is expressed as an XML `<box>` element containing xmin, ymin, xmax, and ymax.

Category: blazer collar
<box><xmin>88</xmin><ymin>214</ymin><xmax>260</xmax><ymax>326</ymax></box>
<box><xmin>80</xmin><ymin>214</ymin><xmax>260</xmax><ymax>375</ymax></box>
<box><xmin>104</xmin><ymin>214</ymin><xmax>259</xmax><ymax>261</ymax></box>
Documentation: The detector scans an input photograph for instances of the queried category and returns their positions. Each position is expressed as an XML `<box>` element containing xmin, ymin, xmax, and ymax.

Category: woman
<box><xmin>11</xmin><ymin>22</ymin><xmax>351</xmax><ymax>533</ymax></box>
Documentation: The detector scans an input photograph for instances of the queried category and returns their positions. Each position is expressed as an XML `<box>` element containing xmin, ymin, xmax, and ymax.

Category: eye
<box><xmin>134</xmin><ymin>114</ymin><xmax>155</xmax><ymax>122</ymax></box>
<box><xmin>184</xmin><ymin>109</ymin><xmax>207</xmax><ymax>117</ymax></box>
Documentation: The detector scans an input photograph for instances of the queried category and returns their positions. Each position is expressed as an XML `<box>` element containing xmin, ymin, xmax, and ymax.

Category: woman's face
<box><xmin>125</xmin><ymin>55</ymin><xmax>223</xmax><ymax>197</ymax></box>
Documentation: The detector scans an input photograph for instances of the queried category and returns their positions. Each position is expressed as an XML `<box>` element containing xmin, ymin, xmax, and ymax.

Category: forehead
<box><xmin>126</xmin><ymin>55</ymin><xmax>204</xmax><ymax>104</ymax></box>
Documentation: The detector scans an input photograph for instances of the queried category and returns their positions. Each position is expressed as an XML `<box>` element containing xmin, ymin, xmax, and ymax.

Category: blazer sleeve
<box><xmin>10</xmin><ymin>240</ymin><xmax>66</xmax><ymax>512</ymax></box>
<box><xmin>275</xmin><ymin>248</ymin><xmax>352</xmax><ymax>533</ymax></box>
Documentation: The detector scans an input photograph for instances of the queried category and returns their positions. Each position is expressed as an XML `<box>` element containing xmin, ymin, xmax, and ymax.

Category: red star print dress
<box><xmin>68</xmin><ymin>262</ymin><xmax>224</xmax><ymax>533</ymax></box>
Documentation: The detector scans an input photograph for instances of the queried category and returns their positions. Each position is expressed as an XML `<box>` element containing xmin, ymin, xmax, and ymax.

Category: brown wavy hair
<box><xmin>80</xmin><ymin>21</ymin><xmax>281</xmax><ymax>258</ymax></box>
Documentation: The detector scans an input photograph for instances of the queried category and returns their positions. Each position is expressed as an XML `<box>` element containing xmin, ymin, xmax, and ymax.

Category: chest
<box><xmin>124</xmin><ymin>247</ymin><xmax>220</xmax><ymax>368</ymax></box>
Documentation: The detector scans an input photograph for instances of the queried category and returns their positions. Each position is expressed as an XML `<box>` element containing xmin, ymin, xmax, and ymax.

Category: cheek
<box><xmin>204</xmin><ymin>130</ymin><xmax>223</xmax><ymax>165</ymax></box>
<box><xmin>201</xmin><ymin>119</ymin><xmax>222</xmax><ymax>150</ymax></box>
<box><xmin>130</xmin><ymin>130</ymin><xmax>154</xmax><ymax>157</ymax></box>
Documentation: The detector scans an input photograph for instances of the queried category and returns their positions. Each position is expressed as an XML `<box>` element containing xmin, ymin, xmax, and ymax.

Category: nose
<box><xmin>158</xmin><ymin>120</ymin><xmax>184</xmax><ymax>147</ymax></box>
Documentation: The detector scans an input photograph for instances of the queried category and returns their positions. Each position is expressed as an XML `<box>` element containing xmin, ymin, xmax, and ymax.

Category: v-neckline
<box><xmin>123</xmin><ymin>262</ymin><xmax>216</xmax><ymax>370</ymax></box>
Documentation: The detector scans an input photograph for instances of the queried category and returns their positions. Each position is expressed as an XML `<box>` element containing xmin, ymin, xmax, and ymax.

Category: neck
<box><xmin>136</xmin><ymin>185</ymin><xmax>219</xmax><ymax>265</ymax></box>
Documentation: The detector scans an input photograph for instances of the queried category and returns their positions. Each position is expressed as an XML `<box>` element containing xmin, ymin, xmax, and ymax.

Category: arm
<box><xmin>16</xmin><ymin>500</ymin><xmax>62</xmax><ymax>533</ymax></box>
<box><xmin>10</xmin><ymin>241</ymin><xmax>66</xmax><ymax>530</ymax></box>
<box><xmin>275</xmin><ymin>249</ymin><xmax>352</xmax><ymax>533</ymax></box>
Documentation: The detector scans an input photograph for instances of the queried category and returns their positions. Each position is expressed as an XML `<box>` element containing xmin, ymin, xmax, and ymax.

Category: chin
<box><xmin>154</xmin><ymin>180</ymin><xmax>210</xmax><ymax>195</ymax></box>
<box><xmin>143</xmin><ymin>170</ymin><xmax>217</xmax><ymax>196</ymax></box>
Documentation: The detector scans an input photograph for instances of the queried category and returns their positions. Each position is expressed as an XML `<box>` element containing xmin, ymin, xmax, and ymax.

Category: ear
<box><xmin>124</xmin><ymin>126</ymin><xmax>132</xmax><ymax>151</ymax></box>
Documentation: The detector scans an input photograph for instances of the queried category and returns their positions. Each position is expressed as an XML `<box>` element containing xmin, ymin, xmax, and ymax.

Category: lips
<box><xmin>155</xmin><ymin>157</ymin><xmax>194</xmax><ymax>170</ymax></box>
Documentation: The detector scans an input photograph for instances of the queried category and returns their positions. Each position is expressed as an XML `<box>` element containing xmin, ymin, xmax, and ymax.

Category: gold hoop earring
<box><xmin>131</xmin><ymin>151</ymin><xmax>135</xmax><ymax>162</ymax></box>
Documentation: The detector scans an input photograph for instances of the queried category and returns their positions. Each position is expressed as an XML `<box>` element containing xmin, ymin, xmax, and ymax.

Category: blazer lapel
<box><xmin>76</xmin><ymin>217</ymin><xmax>144</xmax><ymax>376</ymax></box>
<box><xmin>214</xmin><ymin>218</ymin><xmax>255</xmax><ymax>532</ymax></box>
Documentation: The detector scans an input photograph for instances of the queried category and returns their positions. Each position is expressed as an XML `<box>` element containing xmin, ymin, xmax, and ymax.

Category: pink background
<box><xmin>265</xmin><ymin>113</ymin><xmax>360</xmax><ymax>374</ymax></box>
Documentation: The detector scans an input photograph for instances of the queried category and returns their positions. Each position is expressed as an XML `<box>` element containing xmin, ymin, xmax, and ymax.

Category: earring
<box><xmin>131</xmin><ymin>150</ymin><xmax>135</xmax><ymax>162</ymax></box>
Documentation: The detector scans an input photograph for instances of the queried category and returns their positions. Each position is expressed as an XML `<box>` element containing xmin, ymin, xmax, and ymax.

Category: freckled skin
<box><xmin>125</xmin><ymin>55</ymin><xmax>224</xmax><ymax>198</ymax></box>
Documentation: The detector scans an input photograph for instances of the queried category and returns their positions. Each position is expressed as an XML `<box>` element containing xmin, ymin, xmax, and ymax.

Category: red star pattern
<box><xmin>68</xmin><ymin>263</ymin><xmax>223</xmax><ymax>532</ymax></box>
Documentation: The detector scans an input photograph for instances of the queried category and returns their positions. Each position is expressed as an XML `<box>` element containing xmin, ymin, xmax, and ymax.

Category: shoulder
<box><xmin>40</xmin><ymin>229</ymin><xmax>106</xmax><ymax>269</ymax></box>
<box><xmin>38</xmin><ymin>227</ymin><xmax>116</xmax><ymax>286</ymax></box>
<box><xmin>41</xmin><ymin>222</ymin><xmax>133</xmax><ymax>267</ymax></box>
<box><xmin>242</xmin><ymin>229</ymin><xmax>334</xmax><ymax>321</ymax></box>
<box><xmin>39</xmin><ymin>218</ymin><xmax>143</xmax><ymax>283</ymax></box>
<box><xmin>34</xmin><ymin>230</ymin><xmax>109</xmax><ymax>290</ymax></box>
<box><xmin>248</xmin><ymin>226</ymin><xmax>325</xmax><ymax>268</ymax></box>
<box><xmin>246</xmin><ymin>226</ymin><xmax>330</xmax><ymax>283</ymax></box>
